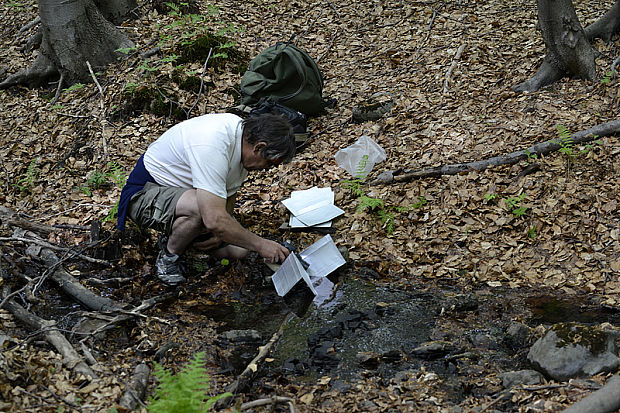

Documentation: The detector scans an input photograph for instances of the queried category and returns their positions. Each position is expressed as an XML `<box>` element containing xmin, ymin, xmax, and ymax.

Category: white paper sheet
<box><xmin>300</xmin><ymin>235</ymin><xmax>346</xmax><ymax>278</ymax></box>
<box><xmin>282</xmin><ymin>187</ymin><xmax>343</xmax><ymax>227</ymax></box>
<box><xmin>271</xmin><ymin>235</ymin><xmax>345</xmax><ymax>297</ymax></box>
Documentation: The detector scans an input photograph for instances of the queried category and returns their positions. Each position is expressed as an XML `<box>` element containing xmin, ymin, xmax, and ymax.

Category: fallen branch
<box><xmin>561</xmin><ymin>375</ymin><xmax>620</xmax><ymax>413</ymax></box>
<box><xmin>372</xmin><ymin>118</ymin><xmax>620</xmax><ymax>184</ymax></box>
<box><xmin>2</xmin><ymin>299</ymin><xmax>97</xmax><ymax>380</ymax></box>
<box><xmin>0</xmin><ymin>206</ymin><xmax>56</xmax><ymax>235</ymax></box>
<box><xmin>216</xmin><ymin>312</ymin><xmax>296</xmax><ymax>408</ymax></box>
<box><xmin>241</xmin><ymin>396</ymin><xmax>297</xmax><ymax>412</ymax></box>
<box><xmin>0</xmin><ymin>236</ymin><xmax>109</xmax><ymax>266</ymax></box>
<box><xmin>118</xmin><ymin>363</ymin><xmax>150</xmax><ymax>411</ymax></box>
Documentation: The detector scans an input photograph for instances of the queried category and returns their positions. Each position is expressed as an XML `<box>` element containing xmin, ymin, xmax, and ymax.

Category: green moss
<box><xmin>552</xmin><ymin>322</ymin><xmax>609</xmax><ymax>355</ymax></box>
<box><xmin>176</xmin><ymin>33</ymin><xmax>247</xmax><ymax>70</ymax></box>
<box><xmin>114</xmin><ymin>85</ymin><xmax>185</xmax><ymax>120</ymax></box>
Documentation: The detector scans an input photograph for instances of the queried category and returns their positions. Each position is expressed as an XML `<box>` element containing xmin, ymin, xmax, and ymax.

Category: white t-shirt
<box><xmin>143</xmin><ymin>113</ymin><xmax>248</xmax><ymax>199</ymax></box>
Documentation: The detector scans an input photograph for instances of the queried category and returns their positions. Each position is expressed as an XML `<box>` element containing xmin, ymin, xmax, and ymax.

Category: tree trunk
<box><xmin>513</xmin><ymin>0</ymin><xmax>596</xmax><ymax>92</ymax></box>
<box><xmin>585</xmin><ymin>0</ymin><xmax>620</xmax><ymax>42</ymax></box>
<box><xmin>93</xmin><ymin>0</ymin><xmax>138</xmax><ymax>26</ymax></box>
<box><xmin>0</xmin><ymin>0</ymin><xmax>135</xmax><ymax>89</ymax></box>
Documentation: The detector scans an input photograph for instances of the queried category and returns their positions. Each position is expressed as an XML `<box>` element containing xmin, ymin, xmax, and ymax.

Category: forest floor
<box><xmin>0</xmin><ymin>0</ymin><xmax>619</xmax><ymax>412</ymax></box>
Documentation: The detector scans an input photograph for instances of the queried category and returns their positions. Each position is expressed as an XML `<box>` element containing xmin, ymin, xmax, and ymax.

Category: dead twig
<box><xmin>0</xmin><ymin>236</ymin><xmax>109</xmax><ymax>266</ymax></box>
<box><xmin>86</xmin><ymin>60</ymin><xmax>108</xmax><ymax>158</ymax></box>
<box><xmin>187</xmin><ymin>48</ymin><xmax>212</xmax><ymax>119</ymax></box>
<box><xmin>372</xmin><ymin>119</ymin><xmax>620</xmax><ymax>185</ymax></box>
<box><xmin>241</xmin><ymin>396</ymin><xmax>297</xmax><ymax>412</ymax></box>
<box><xmin>443</xmin><ymin>44</ymin><xmax>465</xmax><ymax>94</ymax></box>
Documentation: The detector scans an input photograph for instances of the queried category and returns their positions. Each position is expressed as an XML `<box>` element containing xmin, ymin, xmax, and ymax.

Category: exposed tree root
<box><xmin>513</xmin><ymin>58</ymin><xmax>565</xmax><ymax>93</ymax></box>
<box><xmin>0</xmin><ymin>53</ymin><xmax>58</xmax><ymax>89</ymax></box>
<box><xmin>585</xmin><ymin>0</ymin><xmax>620</xmax><ymax>42</ymax></box>
<box><xmin>372</xmin><ymin>119</ymin><xmax>620</xmax><ymax>185</ymax></box>
<box><xmin>1</xmin><ymin>299</ymin><xmax>98</xmax><ymax>380</ymax></box>
<box><xmin>561</xmin><ymin>375</ymin><xmax>620</xmax><ymax>413</ymax></box>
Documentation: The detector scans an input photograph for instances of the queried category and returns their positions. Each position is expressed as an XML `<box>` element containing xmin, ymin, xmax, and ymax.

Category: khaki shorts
<box><xmin>128</xmin><ymin>182</ymin><xmax>188</xmax><ymax>234</ymax></box>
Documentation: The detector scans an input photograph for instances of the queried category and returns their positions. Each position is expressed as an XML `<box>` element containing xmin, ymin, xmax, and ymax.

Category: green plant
<box><xmin>148</xmin><ymin>352</ymin><xmax>232</xmax><ymax>412</ymax></box>
<box><xmin>15</xmin><ymin>159</ymin><xmax>38</xmax><ymax>192</ymax></box>
<box><xmin>556</xmin><ymin>125</ymin><xmax>575</xmax><ymax>160</ymax></box>
<box><xmin>601</xmin><ymin>69</ymin><xmax>615</xmax><ymax>84</ymax></box>
<box><xmin>505</xmin><ymin>193</ymin><xmax>528</xmax><ymax>217</ymax></box>
<box><xmin>527</xmin><ymin>226</ymin><xmax>537</xmax><ymax>239</ymax></box>
<box><xmin>63</xmin><ymin>83</ymin><xmax>85</xmax><ymax>92</ymax></box>
<box><xmin>484</xmin><ymin>193</ymin><xmax>497</xmax><ymax>202</ymax></box>
<box><xmin>124</xmin><ymin>81</ymin><xmax>140</xmax><ymax>94</ymax></box>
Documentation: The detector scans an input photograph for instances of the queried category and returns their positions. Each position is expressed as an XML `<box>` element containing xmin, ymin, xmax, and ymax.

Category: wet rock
<box><xmin>469</xmin><ymin>332</ymin><xmax>499</xmax><ymax>350</ymax></box>
<box><xmin>330</xmin><ymin>379</ymin><xmax>352</xmax><ymax>393</ymax></box>
<box><xmin>356</xmin><ymin>351</ymin><xmax>381</xmax><ymax>369</ymax></box>
<box><xmin>381</xmin><ymin>349</ymin><xmax>402</xmax><ymax>363</ymax></box>
<box><xmin>443</xmin><ymin>293</ymin><xmax>479</xmax><ymax>313</ymax></box>
<box><xmin>499</xmin><ymin>369</ymin><xmax>543</xmax><ymax>388</ymax></box>
<box><xmin>410</xmin><ymin>340</ymin><xmax>455</xmax><ymax>359</ymax></box>
<box><xmin>504</xmin><ymin>321</ymin><xmax>532</xmax><ymax>349</ymax></box>
<box><xmin>528</xmin><ymin>322</ymin><xmax>620</xmax><ymax>381</ymax></box>
<box><xmin>219</xmin><ymin>329</ymin><xmax>262</xmax><ymax>343</ymax></box>
<box><xmin>282</xmin><ymin>358</ymin><xmax>309</xmax><ymax>375</ymax></box>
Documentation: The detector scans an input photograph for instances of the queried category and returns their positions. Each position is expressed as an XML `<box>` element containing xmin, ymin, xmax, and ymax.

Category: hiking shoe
<box><xmin>156</xmin><ymin>250</ymin><xmax>186</xmax><ymax>286</ymax></box>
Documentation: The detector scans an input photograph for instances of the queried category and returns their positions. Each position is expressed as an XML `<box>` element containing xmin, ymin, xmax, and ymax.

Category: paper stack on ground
<box><xmin>282</xmin><ymin>187</ymin><xmax>344</xmax><ymax>229</ymax></box>
<box><xmin>272</xmin><ymin>235</ymin><xmax>346</xmax><ymax>297</ymax></box>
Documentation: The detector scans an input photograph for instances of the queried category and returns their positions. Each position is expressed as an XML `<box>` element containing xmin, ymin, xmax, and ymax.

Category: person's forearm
<box><xmin>206</xmin><ymin>212</ymin><xmax>263</xmax><ymax>252</ymax></box>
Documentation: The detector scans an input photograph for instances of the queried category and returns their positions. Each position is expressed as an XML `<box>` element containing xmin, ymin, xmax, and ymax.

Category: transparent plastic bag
<box><xmin>334</xmin><ymin>135</ymin><xmax>387</xmax><ymax>179</ymax></box>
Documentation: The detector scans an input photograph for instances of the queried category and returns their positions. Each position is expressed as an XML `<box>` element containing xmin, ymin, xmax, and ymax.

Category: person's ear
<box><xmin>253</xmin><ymin>142</ymin><xmax>267</xmax><ymax>153</ymax></box>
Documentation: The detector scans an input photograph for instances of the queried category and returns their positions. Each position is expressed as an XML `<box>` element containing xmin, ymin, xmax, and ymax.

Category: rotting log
<box><xmin>118</xmin><ymin>363</ymin><xmax>150</xmax><ymax>411</ymax></box>
<box><xmin>372</xmin><ymin>119</ymin><xmax>620</xmax><ymax>185</ymax></box>
<box><xmin>2</xmin><ymin>299</ymin><xmax>97</xmax><ymax>380</ymax></box>
<box><xmin>561</xmin><ymin>375</ymin><xmax>620</xmax><ymax>413</ymax></box>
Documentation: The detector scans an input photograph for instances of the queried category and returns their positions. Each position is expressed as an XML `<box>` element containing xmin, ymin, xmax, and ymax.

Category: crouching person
<box><xmin>117</xmin><ymin>113</ymin><xmax>292</xmax><ymax>285</ymax></box>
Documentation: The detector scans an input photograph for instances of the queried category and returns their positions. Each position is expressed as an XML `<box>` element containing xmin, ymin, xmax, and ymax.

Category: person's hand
<box><xmin>257</xmin><ymin>239</ymin><xmax>290</xmax><ymax>264</ymax></box>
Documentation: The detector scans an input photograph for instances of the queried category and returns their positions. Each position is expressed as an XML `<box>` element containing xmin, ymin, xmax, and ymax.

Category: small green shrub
<box><xmin>15</xmin><ymin>159</ymin><xmax>38</xmax><ymax>193</ymax></box>
<box><xmin>148</xmin><ymin>352</ymin><xmax>232</xmax><ymax>413</ymax></box>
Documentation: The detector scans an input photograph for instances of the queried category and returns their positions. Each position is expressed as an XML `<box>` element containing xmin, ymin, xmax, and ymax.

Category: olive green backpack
<box><xmin>240</xmin><ymin>43</ymin><xmax>327</xmax><ymax>116</ymax></box>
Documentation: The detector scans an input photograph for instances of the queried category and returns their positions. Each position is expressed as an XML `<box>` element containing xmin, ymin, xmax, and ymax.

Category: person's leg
<box><xmin>170</xmin><ymin>190</ymin><xmax>250</xmax><ymax>259</ymax></box>
<box><xmin>166</xmin><ymin>189</ymin><xmax>206</xmax><ymax>255</ymax></box>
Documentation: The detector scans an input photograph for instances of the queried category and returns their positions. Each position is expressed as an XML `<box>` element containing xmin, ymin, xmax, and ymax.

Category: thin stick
<box><xmin>86</xmin><ymin>60</ymin><xmax>108</xmax><ymax>158</ymax></box>
<box><xmin>443</xmin><ymin>44</ymin><xmax>465</xmax><ymax>94</ymax></box>
<box><xmin>187</xmin><ymin>48</ymin><xmax>212</xmax><ymax>119</ymax></box>
<box><xmin>0</xmin><ymin>236</ymin><xmax>109</xmax><ymax>265</ymax></box>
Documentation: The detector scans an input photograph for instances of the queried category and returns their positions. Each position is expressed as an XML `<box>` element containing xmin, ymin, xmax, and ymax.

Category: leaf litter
<box><xmin>0</xmin><ymin>0</ymin><xmax>619</xmax><ymax>411</ymax></box>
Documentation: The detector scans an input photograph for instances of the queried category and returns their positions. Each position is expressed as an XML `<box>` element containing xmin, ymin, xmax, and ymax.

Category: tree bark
<box><xmin>514</xmin><ymin>0</ymin><xmax>596</xmax><ymax>92</ymax></box>
<box><xmin>0</xmin><ymin>0</ymin><xmax>134</xmax><ymax>89</ymax></box>
<box><xmin>584</xmin><ymin>0</ymin><xmax>620</xmax><ymax>42</ymax></box>
<box><xmin>93</xmin><ymin>0</ymin><xmax>138</xmax><ymax>25</ymax></box>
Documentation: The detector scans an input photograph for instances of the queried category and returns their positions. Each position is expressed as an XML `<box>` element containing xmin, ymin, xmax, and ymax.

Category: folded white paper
<box><xmin>282</xmin><ymin>187</ymin><xmax>343</xmax><ymax>228</ymax></box>
<box><xmin>300</xmin><ymin>235</ymin><xmax>346</xmax><ymax>278</ymax></box>
<box><xmin>271</xmin><ymin>235</ymin><xmax>346</xmax><ymax>297</ymax></box>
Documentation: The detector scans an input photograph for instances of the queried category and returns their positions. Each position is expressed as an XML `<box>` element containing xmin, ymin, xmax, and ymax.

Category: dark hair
<box><xmin>242</xmin><ymin>113</ymin><xmax>296</xmax><ymax>162</ymax></box>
